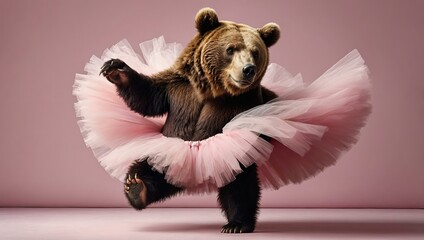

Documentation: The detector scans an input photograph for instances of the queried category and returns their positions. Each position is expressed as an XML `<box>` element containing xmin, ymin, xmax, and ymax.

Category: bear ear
<box><xmin>258</xmin><ymin>23</ymin><xmax>280</xmax><ymax>47</ymax></box>
<box><xmin>195</xmin><ymin>7</ymin><xmax>220</xmax><ymax>35</ymax></box>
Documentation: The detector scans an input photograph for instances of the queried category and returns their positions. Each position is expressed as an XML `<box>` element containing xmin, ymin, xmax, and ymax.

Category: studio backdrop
<box><xmin>0</xmin><ymin>0</ymin><xmax>423</xmax><ymax>208</ymax></box>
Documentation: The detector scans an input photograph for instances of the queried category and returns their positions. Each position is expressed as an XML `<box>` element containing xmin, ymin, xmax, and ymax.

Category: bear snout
<box><xmin>228</xmin><ymin>64</ymin><xmax>258</xmax><ymax>89</ymax></box>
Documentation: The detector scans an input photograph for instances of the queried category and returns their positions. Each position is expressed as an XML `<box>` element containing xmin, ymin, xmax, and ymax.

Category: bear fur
<box><xmin>100</xmin><ymin>8</ymin><xmax>280</xmax><ymax>233</ymax></box>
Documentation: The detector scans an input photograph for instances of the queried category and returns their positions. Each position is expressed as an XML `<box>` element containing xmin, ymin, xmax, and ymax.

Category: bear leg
<box><xmin>124</xmin><ymin>159</ymin><xmax>182</xmax><ymax>210</ymax></box>
<box><xmin>218</xmin><ymin>164</ymin><xmax>261</xmax><ymax>233</ymax></box>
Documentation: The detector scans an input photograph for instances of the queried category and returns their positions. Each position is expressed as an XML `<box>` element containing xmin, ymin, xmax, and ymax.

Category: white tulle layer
<box><xmin>73</xmin><ymin>37</ymin><xmax>371</xmax><ymax>193</ymax></box>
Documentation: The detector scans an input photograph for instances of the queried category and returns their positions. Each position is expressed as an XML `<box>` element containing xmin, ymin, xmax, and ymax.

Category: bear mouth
<box><xmin>229</xmin><ymin>75</ymin><xmax>252</xmax><ymax>88</ymax></box>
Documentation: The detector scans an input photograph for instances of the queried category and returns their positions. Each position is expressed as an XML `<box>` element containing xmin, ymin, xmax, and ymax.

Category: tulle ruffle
<box><xmin>73</xmin><ymin>37</ymin><xmax>371</xmax><ymax>193</ymax></box>
<box><xmin>257</xmin><ymin>52</ymin><xmax>371</xmax><ymax>189</ymax></box>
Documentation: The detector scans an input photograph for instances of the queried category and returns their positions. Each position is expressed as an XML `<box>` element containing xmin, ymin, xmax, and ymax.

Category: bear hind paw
<box><xmin>124</xmin><ymin>173</ymin><xmax>148</xmax><ymax>210</ymax></box>
<box><xmin>221</xmin><ymin>223</ymin><xmax>254</xmax><ymax>234</ymax></box>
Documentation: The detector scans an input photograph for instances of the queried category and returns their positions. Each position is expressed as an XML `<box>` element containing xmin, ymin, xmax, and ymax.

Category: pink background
<box><xmin>0</xmin><ymin>0</ymin><xmax>423</xmax><ymax>208</ymax></box>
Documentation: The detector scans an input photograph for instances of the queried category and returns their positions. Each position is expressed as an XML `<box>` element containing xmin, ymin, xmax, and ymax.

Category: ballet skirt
<box><xmin>73</xmin><ymin>36</ymin><xmax>371</xmax><ymax>193</ymax></box>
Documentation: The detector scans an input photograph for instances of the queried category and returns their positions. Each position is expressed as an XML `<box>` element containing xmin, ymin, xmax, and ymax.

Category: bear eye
<box><xmin>226</xmin><ymin>46</ymin><xmax>235</xmax><ymax>55</ymax></box>
<box><xmin>252</xmin><ymin>50</ymin><xmax>259</xmax><ymax>59</ymax></box>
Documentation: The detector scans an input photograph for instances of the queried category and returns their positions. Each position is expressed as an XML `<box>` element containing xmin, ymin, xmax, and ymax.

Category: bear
<box><xmin>99</xmin><ymin>8</ymin><xmax>280</xmax><ymax>233</ymax></box>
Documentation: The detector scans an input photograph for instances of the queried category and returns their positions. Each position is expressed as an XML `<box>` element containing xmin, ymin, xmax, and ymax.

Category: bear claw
<box><xmin>221</xmin><ymin>223</ymin><xmax>254</xmax><ymax>234</ymax></box>
<box><xmin>100</xmin><ymin>59</ymin><xmax>127</xmax><ymax>75</ymax></box>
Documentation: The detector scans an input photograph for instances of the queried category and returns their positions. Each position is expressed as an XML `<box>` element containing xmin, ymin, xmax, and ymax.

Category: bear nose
<box><xmin>242</xmin><ymin>64</ymin><xmax>257</xmax><ymax>79</ymax></box>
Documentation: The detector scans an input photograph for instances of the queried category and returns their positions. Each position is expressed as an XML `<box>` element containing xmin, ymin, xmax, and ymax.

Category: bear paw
<box><xmin>124</xmin><ymin>173</ymin><xmax>148</xmax><ymax>210</ymax></box>
<box><xmin>221</xmin><ymin>223</ymin><xmax>254</xmax><ymax>234</ymax></box>
<box><xmin>100</xmin><ymin>58</ymin><xmax>131</xmax><ymax>86</ymax></box>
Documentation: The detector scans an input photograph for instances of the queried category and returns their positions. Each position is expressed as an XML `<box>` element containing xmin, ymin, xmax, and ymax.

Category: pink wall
<box><xmin>1</xmin><ymin>0</ymin><xmax>423</xmax><ymax>208</ymax></box>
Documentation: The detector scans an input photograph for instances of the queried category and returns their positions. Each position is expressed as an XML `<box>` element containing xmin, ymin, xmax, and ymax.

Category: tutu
<box><xmin>73</xmin><ymin>37</ymin><xmax>371</xmax><ymax>193</ymax></box>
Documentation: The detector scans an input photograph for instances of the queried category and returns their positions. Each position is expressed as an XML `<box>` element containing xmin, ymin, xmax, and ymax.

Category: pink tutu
<box><xmin>73</xmin><ymin>37</ymin><xmax>371</xmax><ymax>193</ymax></box>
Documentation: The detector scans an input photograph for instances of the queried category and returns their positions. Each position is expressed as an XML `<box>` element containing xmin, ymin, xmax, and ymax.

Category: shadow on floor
<box><xmin>257</xmin><ymin>220</ymin><xmax>424</xmax><ymax>235</ymax></box>
<box><xmin>141</xmin><ymin>222</ymin><xmax>220</xmax><ymax>232</ymax></box>
<box><xmin>141</xmin><ymin>220</ymin><xmax>424</xmax><ymax>235</ymax></box>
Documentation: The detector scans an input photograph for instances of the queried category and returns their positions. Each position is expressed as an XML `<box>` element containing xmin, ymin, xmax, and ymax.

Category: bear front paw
<box><xmin>100</xmin><ymin>59</ymin><xmax>131</xmax><ymax>86</ymax></box>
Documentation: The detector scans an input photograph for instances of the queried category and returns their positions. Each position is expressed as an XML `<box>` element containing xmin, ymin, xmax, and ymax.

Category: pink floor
<box><xmin>1</xmin><ymin>208</ymin><xmax>423</xmax><ymax>239</ymax></box>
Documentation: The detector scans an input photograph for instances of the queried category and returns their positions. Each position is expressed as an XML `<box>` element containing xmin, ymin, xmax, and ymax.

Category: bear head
<box><xmin>176</xmin><ymin>8</ymin><xmax>280</xmax><ymax>100</ymax></box>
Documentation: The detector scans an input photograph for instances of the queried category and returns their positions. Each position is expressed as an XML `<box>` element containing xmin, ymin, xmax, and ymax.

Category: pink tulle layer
<box><xmin>73</xmin><ymin>37</ymin><xmax>371</xmax><ymax>193</ymax></box>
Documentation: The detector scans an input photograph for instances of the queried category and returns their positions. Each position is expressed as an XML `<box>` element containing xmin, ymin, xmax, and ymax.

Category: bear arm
<box><xmin>261</xmin><ymin>86</ymin><xmax>278</xmax><ymax>103</ymax></box>
<box><xmin>117</xmin><ymin>71</ymin><xmax>170</xmax><ymax>117</ymax></box>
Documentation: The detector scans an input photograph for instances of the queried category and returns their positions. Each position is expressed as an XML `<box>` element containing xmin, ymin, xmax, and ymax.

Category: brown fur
<box><xmin>101</xmin><ymin>8</ymin><xmax>280</xmax><ymax>233</ymax></box>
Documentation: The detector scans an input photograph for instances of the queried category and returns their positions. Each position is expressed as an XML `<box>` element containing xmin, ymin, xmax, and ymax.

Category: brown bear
<box><xmin>100</xmin><ymin>8</ymin><xmax>280</xmax><ymax>233</ymax></box>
